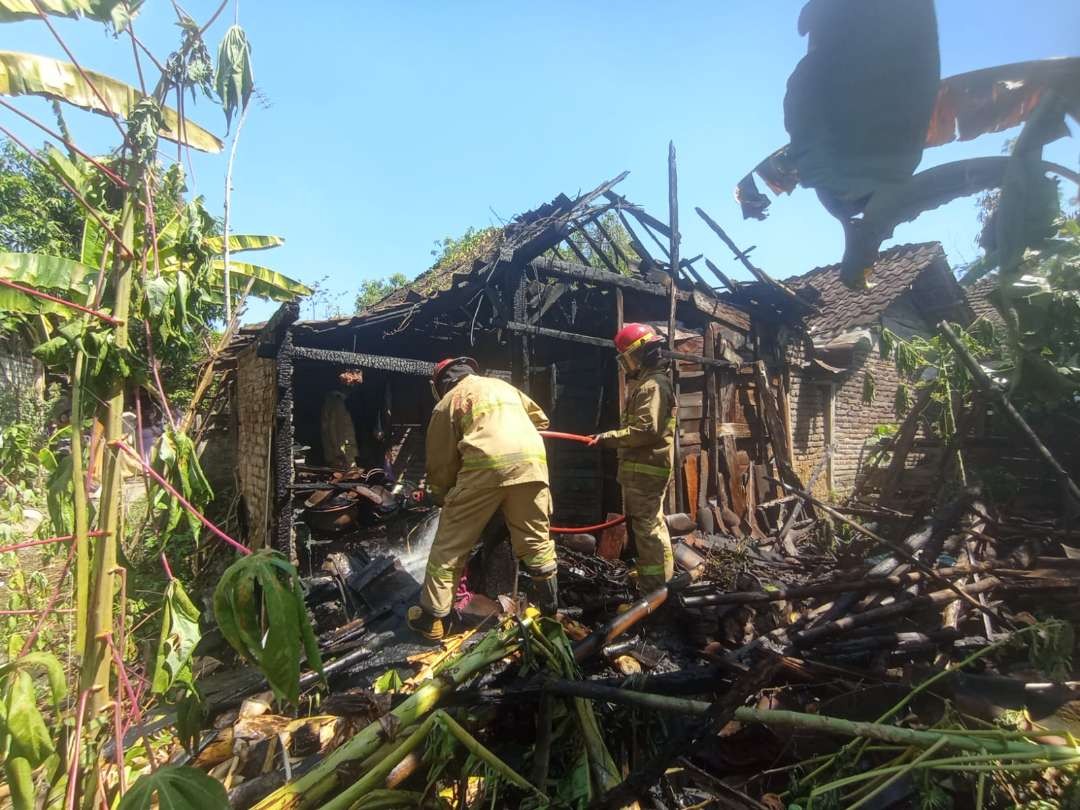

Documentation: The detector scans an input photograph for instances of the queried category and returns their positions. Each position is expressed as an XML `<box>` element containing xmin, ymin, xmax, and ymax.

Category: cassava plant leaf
<box><xmin>174</xmin><ymin>687</ymin><xmax>207</xmax><ymax>756</ymax></box>
<box><xmin>151</xmin><ymin>579</ymin><xmax>201</xmax><ymax>694</ymax></box>
<box><xmin>0</xmin><ymin>51</ymin><xmax>222</xmax><ymax>152</ymax></box>
<box><xmin>1</xmin><ymin>671</ymin><xmax>53</xmax><ymax>766</ymax></box>
<box><xmin>3</xmin><ymin>756</ymin><xmax>34</xmax><ymax>810</ymax></box>
<box><xmin>212</xmin><ymin>550</ymin><xmax>325</xmax><ymax>705</ymax></box>
<box><xmin>118</xmin><ymin>765</ymin><xmax>229</xmax><ymax>810</ymax></box>
<box><xmin>214</xmin><ymin>25</ymin><xmax>253</xmax><ymax>129</ymax></box>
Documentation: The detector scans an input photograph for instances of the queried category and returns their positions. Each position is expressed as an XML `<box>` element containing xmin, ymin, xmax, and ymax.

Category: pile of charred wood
<box><xmin>161</xmin><ymin>471</ymin><xmax>1080</xmax><ymax>809</ymax></box>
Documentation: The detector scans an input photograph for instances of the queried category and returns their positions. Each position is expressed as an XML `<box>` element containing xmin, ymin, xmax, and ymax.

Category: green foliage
<box><xmin>165</xmin><ymin>14</ymin><xmax>215</xmax><ymax>102</ymax></box>
<box><xmin>372</xmin><ymin>668</ymin><xmax>404</xmax><ymax>694</ymax></box>
<box><xmin>992</xmin><ymin>218</ymin><xmax>1080</xmax><ymax>401</ymax></box>
<box><xmin>430</xmin><ymin>225</ymin><xmax>501</xmax><ymax>271</ymax></box>
<box><xmin>212</xmin><ymin>550</ymin><xmax>325</xmax><ymax>706</ymax></box>
<box><xmin>153</xmin><ymin>428</ymin><xmax>213</xmax><ymax>542</ymax></box>
<box><xmin>126</xmin><ymin>98</ymin><xmax>165</xmax><ymax>167</ymax></box>
<box><xmin>1028</xmin><ymin>618</ymin><xmax>1074</xmax><ymax>682</ymax></box>
<box><xmin>118</xmin><ymin>765</ymin><xmax>229</xmax><ymax>810</ymax></box>
<box><xmin>544</xmin><ymin>212</ymin><xmax>641</xmax><ymax>276</ymax></box>
<box><xmin>0</xmin><ymin>653</ymin><xmax>66</xmax><ymax>809</ymax></box>
<box><xmin>215</xmin><ymin>25</ymin><xmax>254</xmax><ymax>129</ymax></box>
<box><xmin>355</xmin><ymin>272</ymin><xmax>409</xmax><ymax>313</ymax></box>
<box><xmin>0</xmin><ymin>139</ymin><xmax>81</xmax><ymax>258</ymax></box>
<box><xmin>151</xmin><ymin>578</ymin><xmax>200</xmax><ymax>694</ymax></box>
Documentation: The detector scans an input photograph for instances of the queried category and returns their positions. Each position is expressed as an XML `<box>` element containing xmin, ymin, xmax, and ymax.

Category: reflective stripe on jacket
<box><xmin>598</xmin><ymin>367</ymin><xmax>675</xmax><ymax>483</ymax></box>
<box><xmin>425</xmin><ymin>375</ymin><xmax>550</xmax><ymax>501</ymax></box>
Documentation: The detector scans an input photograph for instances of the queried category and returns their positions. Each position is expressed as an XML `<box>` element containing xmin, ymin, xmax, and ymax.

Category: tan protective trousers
<box><xmin>622</xmin><ymin>474</ymin><xmax>674</xmax><ymax>592</ymax></box>
<box><xmin>420</xmin><ymin>481</ymin><xmax>556</xmax><ymax>617</ymax></box>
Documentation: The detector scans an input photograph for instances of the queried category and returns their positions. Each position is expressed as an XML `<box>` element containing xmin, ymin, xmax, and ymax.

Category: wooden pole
<box><xmin>615</xmin><ymin>288</ymin><xmax>626</xmax><ymax>413</ymax></box>
<box><xmin>668</xmin><ymin>141</ymin><xmax>684</xmax><ymax>512</ymax></box>
<box><xmin>938</xmin><ymin>321</ymin><xmax>1080</xmax><ymax>505</ymax></box>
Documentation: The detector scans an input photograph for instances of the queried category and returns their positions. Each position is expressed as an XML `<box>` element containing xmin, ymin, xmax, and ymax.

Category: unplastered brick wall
<box><xmin>832</xmin><ymin>343</ymin><xmax>901</xmax><ymax>491</ymax></box>
<box><xmin>786</xmin><ymin>339</ymin><xmax>829</xmax><ymax>498</ymax></box>
<box><xmin>0</xmin><ymin>347</ymin><xmax>44</xmax><ymax>424</ymax></box>
<box><xmin>235</xmin><ymin>345</ymin><xmax>276</xmax><ymax>548</ymax></box>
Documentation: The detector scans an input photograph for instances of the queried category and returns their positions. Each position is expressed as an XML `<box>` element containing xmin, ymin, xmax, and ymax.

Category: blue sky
<box><xmin>7</xmin><ymin>1</ymin><xmax>1080</xmax><ymax>322</ymax></box>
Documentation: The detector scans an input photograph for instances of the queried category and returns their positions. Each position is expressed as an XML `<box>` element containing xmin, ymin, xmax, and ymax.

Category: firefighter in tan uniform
<box><xmin>408</xmin><ymin>357</ymin><xmax>558</xmax><ymax>640</ymax></box>
<box><xmin>592</xmin><ymin>324</ymin><xmax>675</xmax><ymax>593</ymax></box>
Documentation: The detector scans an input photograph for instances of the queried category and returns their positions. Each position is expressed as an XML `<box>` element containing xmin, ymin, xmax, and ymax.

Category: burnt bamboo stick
<box><xmin>780</xmin><ymin>482</ymin><xmax>1012</xmax><ymax>630</ymax></box>
<box><xmin>794</xmin><ymin>577</ymin><xmax>1001</xmax><ymax>647</ymax></box>
<box><xmin>680</xmin><ymin>563</ymin><xmax>1000</xmax><ymax>607</ymax></box>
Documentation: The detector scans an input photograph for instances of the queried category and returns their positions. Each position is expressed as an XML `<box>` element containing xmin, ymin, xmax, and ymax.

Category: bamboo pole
<box><xmin>538</xmin><ymin>679</ymin><xmax>1080</xmax><ymax>762</ymax></box>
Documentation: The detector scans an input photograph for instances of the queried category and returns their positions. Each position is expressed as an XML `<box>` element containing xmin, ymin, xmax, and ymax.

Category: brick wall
<box><xmin>0</xmin><ymin>345</ymin><xmax>44</xmax><ymax>426</ymax></box>
<box><xmin>787</xmin><ymin>339</ymin><xmax>829</xmax><ymax>497</ymax></box>
<box><xmin>235</xmin><ymin>345</ymin><xmax>276</xmax><ymax>548</ymax></box>
<box><xmin>787</xmin><ymin>336</ymin><xmax>904</xmax><ymax>495</ymax></box>
<box><xmin>832</xmin><ymin>344</ymin><xmax>901</xmax><ymax>491</ymax></box>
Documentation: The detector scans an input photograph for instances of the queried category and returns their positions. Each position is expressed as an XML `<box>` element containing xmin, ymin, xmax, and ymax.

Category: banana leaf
<box><xmin>210</xmin><ymin>259</ymin><xmax>311</xmax><ymax>300</ymax></box>
<box><xmin>0</xmin><ymin>0</ymin><xmax>136</xmax><ymax>27</ymax></box>
<box><xmin>0</xmin><ymin>251</ymin><xmax>96</xmax><ymax>313</ymax></box>
<box><xmin>0</xmin><ymin>51</ymin><xmax>222</xmax><ymax>153</ymax></box>
<box><xmin>204</xmin><ymin>234</ymin><xmax>284</xmax><ymax>254</ymax></box>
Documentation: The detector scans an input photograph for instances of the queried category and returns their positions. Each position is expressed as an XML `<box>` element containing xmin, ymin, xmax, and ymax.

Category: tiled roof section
<box><xmin>965</xmin><ymin>275</ymin><xmax>1005</xmax><ymax>327</ymax></box>
<box><xmin>783</xmin><ymin>242</ymin><xmax>948</xmax><ymax>336</ymax></box>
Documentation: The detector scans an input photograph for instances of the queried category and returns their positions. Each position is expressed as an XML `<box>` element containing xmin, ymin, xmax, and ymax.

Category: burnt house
<box><xmin>216</xmin><ymin>174</ymin><xmax>806</xmax><ymax>560</ymax></box>
<box><xmin>782</xmin><ymin>242</ymin><xmax>974</xmax><ymax>494</ymax></box>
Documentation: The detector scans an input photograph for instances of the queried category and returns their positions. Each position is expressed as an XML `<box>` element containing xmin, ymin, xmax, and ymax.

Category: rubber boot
<box><xmin>525</xmin><ymin>570</ymin><xmax>559</xmax><ymax>617</ymax></box>
<box><xmin>406</xmin><ymin>605</ymin><xmax>445</xmax><ymax>641</ymax></box>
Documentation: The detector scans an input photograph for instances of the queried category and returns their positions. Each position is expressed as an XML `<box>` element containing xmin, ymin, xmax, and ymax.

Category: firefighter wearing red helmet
<box><xmin>591</xmin><ymin>324</ymin><xmax>675</xmax><ymax>592</ymax></box>
<box><xmin>408</xmin><ymin>356</ymin><xmax>557</xmax><ymax>640</ymax></box>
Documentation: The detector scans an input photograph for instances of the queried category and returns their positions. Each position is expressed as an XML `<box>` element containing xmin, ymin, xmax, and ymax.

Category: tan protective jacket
<box><xmin>425</xmin><ymin>374</ymin><xmax>550</xmax><ymax>502</ymax></box>
<box><xmin>598</xmin><ymin>367</ymin><xmax>676</xmax><ymax>482</ymax></box>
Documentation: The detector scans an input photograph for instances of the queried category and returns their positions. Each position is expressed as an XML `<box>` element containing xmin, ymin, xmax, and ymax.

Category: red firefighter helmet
<box><xmin>613</xmin><ymin>323</ymin><xmax>663</xmax><ymax>374</ymax></box>
<box><xmin>431</xmin><ymin>356</ymin><xmax>479</xmax><ymax>395</ymax></box>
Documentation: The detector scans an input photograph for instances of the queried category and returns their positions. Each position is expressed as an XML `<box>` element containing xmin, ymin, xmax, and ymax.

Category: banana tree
<box><xmin>0</xmin><ymin>3</ymin><xmax>318</xmax><ymax>805</ymax></box>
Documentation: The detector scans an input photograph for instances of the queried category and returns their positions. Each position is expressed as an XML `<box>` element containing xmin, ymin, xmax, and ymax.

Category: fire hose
<box><xmin>539</xmin><ymin>430</ymin><xmax>627</xmax><ymax>535</ymax></box>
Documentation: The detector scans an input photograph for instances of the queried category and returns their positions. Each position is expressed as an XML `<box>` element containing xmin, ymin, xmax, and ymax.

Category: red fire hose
<box><xmin>539</xmin><ymin>430</ymin><xmax>627</xmax><ymax>535</ymax></box>
<box><xmin>539</xmin><ymin>430</ymin><xmax>596</xmax><ymax>445</ymax></box>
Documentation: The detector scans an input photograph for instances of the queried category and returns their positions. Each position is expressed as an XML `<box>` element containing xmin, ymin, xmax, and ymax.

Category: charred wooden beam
<box><xmin>506</xmin><ymin>266</ymin><xmax>531</xmax><ymax>394</ymax></box>
<box><xmin>290</xmin><ymin>345</ymin><xmax>435</xmax><ymax>376</ymax></box>
<box><xmin>572</xmin><ymin>220</ymin><xmax>624</xmax><ymax>277</ymax></box>
<box><xmin>592</xmin><ymin>215</ymin><xmax>636</xmax><ymax>272</ymax></box>
<box><xmin>274</xmin><ymin>330</ymin><xmax>296</xmax><ymax>560</ymax></box>
<box><xmin>614</xmin><ymin>207</ymin><xmax>660</xmax><ymax>271</ymax></box>
<box><xmin>696</xmin><ymin>206</ymin><xmax>776</xmax><ymax>286</ymax></box>
<box><xmin>668</xmin><ymin>142</ymin><xmax>685</xmax><ymax>512</ymax></box>
<box><xmin>501</xmin><ymin>321</ymin><xmax>733</xmax><ymax>368</ymax></box>
<box><xmin>529</xmin><ymin>255</ymin><xmax>682</xmax><ymax>299</ymax></box>
<box><xmin>704</xmin><ymin>257</ymin><xmax>741</xmax><ymax>295</ymax></box>
<box><xmin>603</xmin><ymin>190</ymin><xmax>673</xmax><ymax>238</ymax></box>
